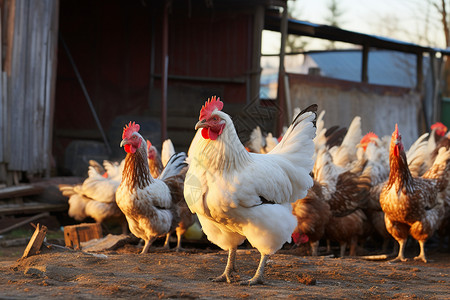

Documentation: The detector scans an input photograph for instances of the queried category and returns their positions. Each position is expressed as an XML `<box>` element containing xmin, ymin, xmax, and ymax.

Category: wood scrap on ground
<box><xmin>22</xmin><ymin>223</ymin><xmax>47</xmax><ymax>259</ymax></box>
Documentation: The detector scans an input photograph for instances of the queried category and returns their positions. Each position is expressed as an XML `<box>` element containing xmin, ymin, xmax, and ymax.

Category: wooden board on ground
<box><xmin>22</xmin><ymin>224</ymin><xmax>47</xmax><ymax>258</ymax></box>
<box><xmin>80</xmin><ymin>234</ymin><xmax>137</xmax><ymax>252</ymax></box>
<box><xmin>64</xmin><ymin>223</ymin><xmax>102</xmax><ymax>250</ymax></box>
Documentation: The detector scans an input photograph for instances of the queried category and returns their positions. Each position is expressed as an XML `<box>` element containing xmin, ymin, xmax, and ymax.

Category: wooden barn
<box><xmin>0</xmin><ymin>0</ymin><xmax>448</xmax><ymax>184</ymax></box>
<box><xmin>1</xmin><ymin>0</ymin><xmax>286</xmax><ymax>183</ymax></box>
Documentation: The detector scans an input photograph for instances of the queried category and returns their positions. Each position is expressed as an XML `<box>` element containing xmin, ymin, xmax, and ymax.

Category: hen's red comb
<box><xmin>199</xmin><ymin>96</ymin><xmax>224</xmax><ymax>120</ymax></box>
<box><xmin>431</xmin><ymin>122</ymin><xmax>446</xmax><ymax>130</ymax></box>
<box><xmin>147</xmin><ymin>140</ymin><xmax>152</xmax><ymax>147</ymax></box>
<box><xmin>122</xmin><ymin>121</ymin><xmax>140</xmax><ymax>139</ymax></box>
<box><xmin>360</xmin><ymin>132</ymin><xmax>378</xmax><ymax>144</ymax></box>
<box><xmin>431</xmin><ymin>122</ymin><xmax>447</xmax><ymax>136</ymax></box>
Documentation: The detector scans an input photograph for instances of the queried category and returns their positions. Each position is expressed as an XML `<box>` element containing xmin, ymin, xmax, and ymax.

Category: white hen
<box><xmin>184</xmin><ymin>96</ymin><xmax>317</xmax><ymax>285</ymax></box>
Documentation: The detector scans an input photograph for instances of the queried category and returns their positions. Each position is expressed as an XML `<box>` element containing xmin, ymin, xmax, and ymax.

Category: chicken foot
<box><xmin>210</xmin><ymin>248</ymin><xmax>237</xmax><ymax>283</ymax></box>
<box><xmin>389</xmin><ymin>239</ymin><xmax>408</xmax><ymax>263</ymax></box>
<box><xmin>240</xmin><ymin>254</ymin><xmax>268</xmax><ymax>286</ymax></box>
<box><xmin>413</xmin><ymin>240</ymin><xmax>428</xmax><ymax>263</ymax></box>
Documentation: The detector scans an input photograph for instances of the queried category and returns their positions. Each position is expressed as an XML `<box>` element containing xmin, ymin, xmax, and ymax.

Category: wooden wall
<box><xmin>287</xmin><ymin>74</ymin><xmax>421</xmax><ymax>148</ymax></box>
<box><xmin>0</xmin><ymin>0</ymin><xmax>59</xmax><ymax>184</ymax></box>
<box><xmin>53</xmin><ymin>0</ymin><xmax>263</xmax><ymax>174</ymax></box>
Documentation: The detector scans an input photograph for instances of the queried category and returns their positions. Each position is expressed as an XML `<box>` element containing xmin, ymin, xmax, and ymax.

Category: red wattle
<box><xmin>201</xmin><ymin>128</ymin><xmax>210</xmax><ymax>139</ymax></box>
<box><xmin>292</xmin><ymin>232</ymin><xmax>309</xmax><ymax>244</ymax></box>
<box><xmin>124</xmin><ymin>144</ymin><xmax>136</xmax><ymax>153</ymax></box>
<box><xmin>393</xmin><ymin>145</ymin><xmax>399</xmax><ymax>157</ymax></box>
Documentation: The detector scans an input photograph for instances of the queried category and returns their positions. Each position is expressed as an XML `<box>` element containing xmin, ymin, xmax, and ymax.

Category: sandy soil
<box><xmin>0</xmin><ymin>241</ymin><xmax>449</xmax><ymax>299</ymax></box>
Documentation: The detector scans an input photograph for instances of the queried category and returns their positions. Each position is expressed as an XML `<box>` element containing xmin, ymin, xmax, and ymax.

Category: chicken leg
<box><xmin>390</xmin><ymin>239</ymin><xmax>408</xmax><ymax>263</ymax></box>
<box><xmin>210</xmin><ymin>248</ymin><xmax>237</xmax><ymax>283</ymax></box>
<box><xmin>162</xmin><ymin>233</ymin><xmax>171</xmax><ymax>249</ymax></box>
<box><xmin>141</xmin><ymin>237</ymin><xmax>156</xmax><ymax>254</ymax></box>
<box><xmin>175</xmin><ymin>230</ymin><xmax>184</xmax><ymax>252</ymax></box>
<box><xmin>241</xmin><ymin>254</ymin><xmax>268</xmax><ymax>286</ymax></box>
<box><xmin>414</xmin><ymin>240</ymin><xmax>427</xmax><ymax>263</ymax></box>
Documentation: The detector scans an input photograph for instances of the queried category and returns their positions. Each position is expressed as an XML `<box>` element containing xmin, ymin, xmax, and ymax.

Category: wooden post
<box><xmin>416</xmin><ymin>52</ymin><xmax>424</xmax><ymax>92</ymax></box>
<box><xmin>22</xmin><ymin>224</ymin><xmax>47</xmax><ymax>258</ymax></box>
<box><xmin>160</xmin><ymin>0</ymin><xmax>170</xmax><ymax>144</ymax></box>
<box><xmin>276</xmin><ymin>3</ymin><xmax>288</xmax><ymax>136</ymax></box>
<box><xmin>361</xmin><ymin>45</ymin><xmax>369</xmax><ymax>83</ymax></box>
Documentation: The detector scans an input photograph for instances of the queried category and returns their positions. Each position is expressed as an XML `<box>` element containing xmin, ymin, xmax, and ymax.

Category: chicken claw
<box><xmin>210</xmin><ymin>273</ymin><xmax>233</xmax><ymax>283</ymax></box>
<box><xmin>239</xmin><ymin>254</ymin><xmax>268</xmax><ymax>286</ymax></box>
<box><xmin>413</xmin><ymin>241</ymin><xmax>428</xmax><ymax>263</ymax></box>
<box><xmin>210</xmin><ymin>248</ymin><xmax>237</xmax><ymax>283</ymax></box>
<box><xmin>388</xmin><ymin>256</ymin><xmax>408</xmax><ymax>263</ymax></box>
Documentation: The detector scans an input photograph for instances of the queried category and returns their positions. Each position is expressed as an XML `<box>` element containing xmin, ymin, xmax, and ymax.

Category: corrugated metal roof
<box><xmin>299</xmin><ymin>50</ymin><xmax>429</xmax><ymax>88</ymax></box>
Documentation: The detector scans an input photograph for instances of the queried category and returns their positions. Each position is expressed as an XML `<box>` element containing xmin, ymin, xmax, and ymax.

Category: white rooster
<box><xmin>184</xmin><ymin>96</ymin><xmax>317</xmax><ymax>285</ymax></box>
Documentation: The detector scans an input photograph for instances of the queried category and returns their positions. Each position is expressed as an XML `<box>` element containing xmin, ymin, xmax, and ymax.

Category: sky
<box><xmin>262</xmin><ymin>0</ymin><xmax>447</xmax><ymax>54</ymax></box>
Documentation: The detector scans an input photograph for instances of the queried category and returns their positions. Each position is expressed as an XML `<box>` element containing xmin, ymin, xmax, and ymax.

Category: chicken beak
<box><xmin>120</xmin><ymin>139</ymin><xmax>127</xmax><ymax>147</ymax></box>
<box><xmin>195</xmin><ymin>119</ymin><xmax>207</xmax><ymax>130</ymax></box>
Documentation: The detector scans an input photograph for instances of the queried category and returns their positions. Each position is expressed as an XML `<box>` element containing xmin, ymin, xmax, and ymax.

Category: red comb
<box><xmin>199</xmin><ymin>96</ymin><xmax>224</xmax><ymax>120</ymax></box>
<box><xmin>147</xmin><ymin>140</ymin><xmax>152</xmax><ymax>148</ymax></box>
<box><xmin>431</xmin><ymin>122</ymin><xmax>447</xmax><ymax>136</ymax></box>
<box><xmin>122</xmin><ymin>121</ymin><xmax>140</xmax><ymax>139</ymax></box>
<box><xmin>360</xmin><ymin>132</ymin><xmax>378</xmax><ymax>144</ymax></box>
<box><xmin>431</xmin><ymin>122</ymin><xmax>446</xmax><ymax>130</ymax></box>
<box><xmin>393</xmin><ymin>124</ymin><xmax>400</xmax><ymax>139</ymax></box>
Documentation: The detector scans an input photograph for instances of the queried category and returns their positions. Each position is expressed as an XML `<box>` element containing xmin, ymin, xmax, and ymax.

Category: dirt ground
<box><xmin>0</xmin><ymin>239</ymin><xmax>449</xmax><ymax>300</ymax></box>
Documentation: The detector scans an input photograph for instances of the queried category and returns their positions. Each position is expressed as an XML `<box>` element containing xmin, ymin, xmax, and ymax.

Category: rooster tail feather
<box><xmin>269</xmin><ymin>104</ymin><xmax>317</xmax><ymax>174</ymax></box>
<box><xmin>274</xmin><ymin>104</ymin><xmax>317</xmax><ymax>150</ymax></box>
<box><xmin>161</xmin><ymin>139</ymin><xmax>176</xmax><ymax>167</ymax></box>
<box><xmin>422</xmin><ymin>147</ymin><xmax>450</xmax><ymax>189</ymax></box>
<box><xmin>340</xmin><ymin>116</ymin><xmax>362</xmax><ymax>149</ymax></box>
<box><xmin>291</xmin><ymin>104</ymin><xmax>318</xmax><ymax>128</ymax></box>
<box><xmin>159</xmin><ymin>152</ymin><xmax>189</xmax><ymax>180</ymax></box>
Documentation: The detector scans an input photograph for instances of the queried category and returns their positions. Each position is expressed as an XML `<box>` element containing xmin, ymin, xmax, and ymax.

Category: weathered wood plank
<box><xmin>0</xmin><ymin>184</ymin><xmax>43</xmax><ymax>199</ymax></box>
<box><xmin>22</xmin><ymin>223</ymin><xmax>47</xmax><ymax>258</ymax></box>
<box><xmin>44</xmin><ymin>0</ymin><xmax>59</xmax><ymax>177</ymax></box>
<box><xmin>0</xmin><ymin>211</ymin><xmax>49</xmax><ymax>234</ymax></box>
<box><xmin>0</xmin><ymin>202</ymin><xmax>67</xmax><ymax>215</ymax></box>
<box><xmin>3</xmin><ymin>0</ymin><xmax>15</xmax><ymax>76</ymax></box>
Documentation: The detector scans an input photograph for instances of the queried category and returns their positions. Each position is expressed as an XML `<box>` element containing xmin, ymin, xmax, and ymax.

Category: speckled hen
<box><xmin>380</xmin><ymin>124</ymin><xmax>450</xmax><ymax>263</ymax></box>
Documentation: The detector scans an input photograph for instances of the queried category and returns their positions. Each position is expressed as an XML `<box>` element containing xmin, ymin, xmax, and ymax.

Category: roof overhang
<box><xmin>264</xmin><ymin>14</ymin><xmax>450</xmax><ymax>56</ymax></box>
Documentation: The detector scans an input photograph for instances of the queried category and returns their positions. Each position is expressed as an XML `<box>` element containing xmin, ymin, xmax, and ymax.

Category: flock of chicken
<box><xmin>59</xmin><ymin>96</ymin><xmax>450</xmax><ymax>285</ymax></box>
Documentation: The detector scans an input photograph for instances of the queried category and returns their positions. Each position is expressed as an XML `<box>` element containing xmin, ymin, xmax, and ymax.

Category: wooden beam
<box><xmin>0</xmin><ymin>212</ymin><xmax>49</xmax><ymax>235</ymax></box>
<box><xmin>0</xmin><ymin>184</ymin><xmax>43</xmax><ymax>200</ymax></box>
<box><xmin>22</xmin><ymin>223</ymin><xmax>48</xmax><ymax>258</ymax></box>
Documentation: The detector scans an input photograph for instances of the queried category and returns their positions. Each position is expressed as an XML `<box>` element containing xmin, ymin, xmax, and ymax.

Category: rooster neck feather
<box><xmin>122</xmin><ymin>140</ymin><xmax>153</xmax><ymax>190</ymax></box>
<box><xmin>194</xmin><ymin>112</ymin><xmax>252</xmax><ymax>174</ymax></box>
<box><xmin>387</xmin><ymin>146</ymin><xmax>412</xmax><ymax>191</ymax></box>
